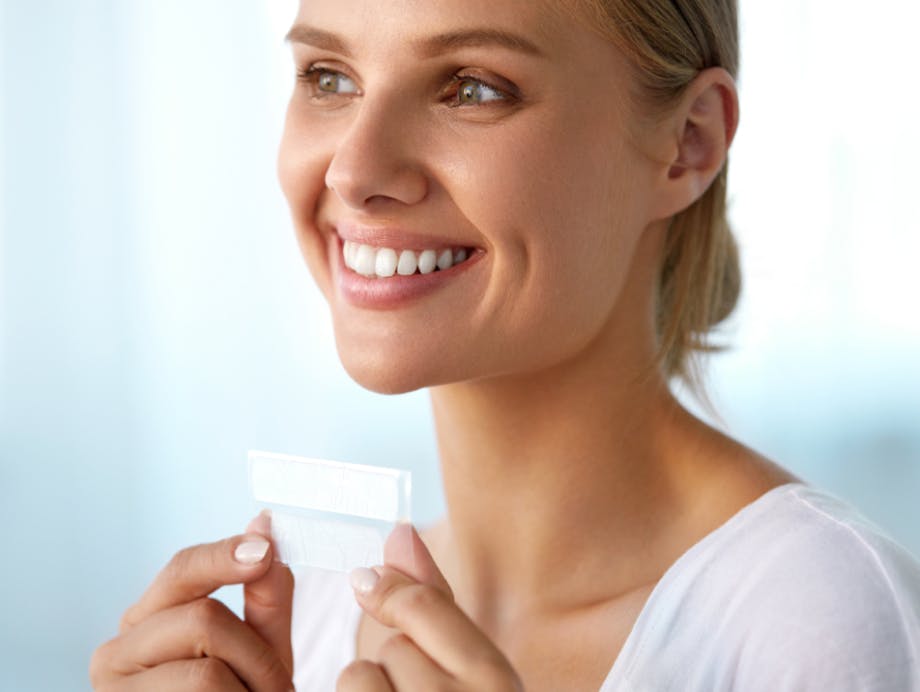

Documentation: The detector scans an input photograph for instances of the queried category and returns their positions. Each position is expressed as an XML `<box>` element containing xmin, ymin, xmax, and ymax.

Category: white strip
<box><xmin>248</xmin><ymin>450</ymin><xmax>411</xmax><ymax>522</ymax></box>
<box><xmin>269</xmin><ymin>509</ymin><xmax>386</xmax><ymax>571</ymax></box>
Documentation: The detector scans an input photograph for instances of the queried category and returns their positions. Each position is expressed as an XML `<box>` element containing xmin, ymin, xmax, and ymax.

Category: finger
<box><xmin>243</xmin><ymin>511</ymin><xmax>295</xmax><ymax>675</ymax></box>
<box><xmin>336</xmin><ymin>659</ymin><xmax>394</xmax><ymax>692</ymax></box>
<box><xmin>121</xmin><ymin>534</ymin><xmax>273</xmax><ymax>631</ymax></box>
<box><xmin>246</xmin><ymin>509</ymin><xmax>272</xmax><ymax>536</ymax></box>
<box><xmin>350</xmin><ymin>566</ymin><xmax>506</xmax><ymax>679</ymax></box>
<box><xmin>377</xmin><ymin>633</ymin><xmax>450</xmax><ymax>691</ymax></box>
<box><xmin>383</xmin><ymin>523</ymin><xmax>452</xmax><ymax>599</ymax></box>
<box><xmin>93</xmin><ymin>598</ymin><xmax>292</xmax><ymax>691</ymax></box>
<box><xmin>245</xmin><ymin>560</ymin><xmax>294</xmax><ymax>675</ymax></box>
<box><xmin>104</xmin><ymin>658</ymin><xmax>248</xmax><ymax>692</ymax></box>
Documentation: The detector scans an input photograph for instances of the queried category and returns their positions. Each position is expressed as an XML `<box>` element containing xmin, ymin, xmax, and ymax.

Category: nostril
<box><xmin>324</xmin><ymin>143</ymin><xmax>429</xmax><ymax>209</ymax></box>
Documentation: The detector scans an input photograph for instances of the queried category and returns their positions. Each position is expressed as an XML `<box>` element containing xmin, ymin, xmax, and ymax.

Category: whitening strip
<box><xmin>248</xmin><ymin>450</ymin><xmax>411</xmax><ymax>572</ymax></box>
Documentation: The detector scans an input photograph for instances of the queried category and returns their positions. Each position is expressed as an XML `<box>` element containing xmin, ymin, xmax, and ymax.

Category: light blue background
<box><xmin>1</xmin><ymin>2</ymin><xmax>918</xmax><ymax>690</ymax></box>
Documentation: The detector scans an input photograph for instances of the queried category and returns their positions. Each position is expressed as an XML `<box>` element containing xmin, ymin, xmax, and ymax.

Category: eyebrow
<box><xmin>284</xmin><ymin>24</ymin><xmax>545</xmax><ymax>59</ymax></box>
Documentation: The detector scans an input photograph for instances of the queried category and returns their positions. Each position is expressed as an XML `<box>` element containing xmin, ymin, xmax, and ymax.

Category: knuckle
<box><xmin>186</xmin><ymin>597</ymin><xmax>229</xmax><ymax>652</ymax></box>
<box><xmin>400</xmin><ymin>583</ymin><xmax>442</xmax><ymax>615</ymax></box>
<box><xmin>336</xmin><ymin>660</ymin><xmax>384</xmax><ymax>690</ymax></box>
<box><xmin>384</xmin><ymin>581</ymin><xmax>442</xmax><ymax>627</ymax></box>
<box><xmin>189</xmin><ymin>596</ymin><xmax>227</xmax><ymax>626</ymax></box>
<box><xmin>251</xmin><ymin>639</ymin><xmax>290</xmax><ymax>683</ymax></box>
<box><xmin>189</xmin><ymin>657</ymin><xmax>232</xmax><ymax>690</ymax></box>
<box><xmin>88</xmin><ymin>639</ymin><xmax>115</xmax><ymax>685</ymax></box>
<box><xmin>118</xmin><ymin>603</ymin><xmax>140</xmax><ymax>632</ymax></box>
<box><xmin>377</xmin><ymin>632</ymin><xmax>412</xmax><ymax>660</ymax></box>
<box><xmin>374</xmin><ymin>580</ymin><xmax>442</xmax><ymax>629</ymax></box>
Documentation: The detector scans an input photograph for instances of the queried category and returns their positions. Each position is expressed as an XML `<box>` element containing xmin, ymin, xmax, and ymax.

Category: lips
<box><xmin>344</xmin><ymin>234</ymin><xmax>476</xmax><ymax>276</ymax></box>
<box><xmin>329</xmin><ymin>230</ymin><xmax>486</xmax><ymax>311</ymax></box>
<box><xmin>334</xmin><ymin>219</ymin><xmax>482</xmax><ymax>253</ymax></box>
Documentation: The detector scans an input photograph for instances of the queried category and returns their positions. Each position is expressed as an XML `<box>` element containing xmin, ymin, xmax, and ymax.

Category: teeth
<box><xmin>354</xmin><ymin>244</ymin><xmax>377</xmax><ymax>277</ymax></box>
<box><xmin>344</xmin><ymin>241</ymin><xmax>357</xmax><ymax>268</ymax></box>
<box><xmin>397</xmin><ymin>250</ymin><xmax>418</xmax><ymax>275</ymax></box>
<box><xmin>375</xmin><ymin>248</ymin><xmax>398</xmax><ymax>278</ymax></box>
<box><xmin>343</xmin><ymin>240</ymin><xmax>473</xmax><ymax>279</ymax></box>
<box><xmin>417</xmin><ymin>250</ymin><xmax>437</xmax><ymax>274</ymax></box>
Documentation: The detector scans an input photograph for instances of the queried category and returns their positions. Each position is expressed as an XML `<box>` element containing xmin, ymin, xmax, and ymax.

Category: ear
<box><xmin>650</xmin><ymin>67</ymin><xmax>739</xmax><ymax>220</ymax></box>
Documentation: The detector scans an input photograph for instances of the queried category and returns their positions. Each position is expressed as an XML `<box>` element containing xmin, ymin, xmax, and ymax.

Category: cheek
<box><xmin>436</xmin><ymin>110</ymin><xmax>647</xmax><ymax>345</ymax></box>
<box><xmin>277</xmin><ymin>106</ymin><xmax>334</xmax><ymax>299</ymax></box>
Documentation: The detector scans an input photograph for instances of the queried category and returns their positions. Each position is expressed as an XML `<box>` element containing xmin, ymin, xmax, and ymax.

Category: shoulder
<box><xmin>291</xmin><ymin>566</ymin><xmax>362</xmax><ymax>691</ymax></box>
<box><xmin>616</xmin><ymin>483</ymin><xmax>920</xmax><ymax>691</ymax></box>
<box><xmin>736</xmin><ymin>484</ymin><xmax>920</xmax><ymax>619</ymax></box>
<box><xmin>722</xmin><ymin>484</ymin><xmax>920</xmax><ymax>690</ymax></box>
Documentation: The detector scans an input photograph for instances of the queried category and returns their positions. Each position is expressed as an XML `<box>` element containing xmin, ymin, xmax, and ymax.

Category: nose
<box><xmin>324</xmin><ymin>97</ymin><xmax>429</xmax><ymax>210</ymax></box>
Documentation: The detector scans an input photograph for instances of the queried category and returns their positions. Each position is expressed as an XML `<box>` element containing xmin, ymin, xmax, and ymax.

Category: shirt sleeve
<box><xmin>729</xmin><ymin>495</ymin><xmax>920</xmax><ymax>692</ymax></box>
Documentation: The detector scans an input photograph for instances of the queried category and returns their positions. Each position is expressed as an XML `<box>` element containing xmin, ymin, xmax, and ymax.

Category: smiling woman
<box><xmin>86</xmin><ymin>0</ymin><xmax>920</xmax><ymax>690</ymax></box>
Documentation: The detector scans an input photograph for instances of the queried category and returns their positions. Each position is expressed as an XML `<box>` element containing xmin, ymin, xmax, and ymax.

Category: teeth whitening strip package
<box><xmin>248</xmin><ymin>450</ymin><xmax>412</xmax><ymax>572</ymax></box>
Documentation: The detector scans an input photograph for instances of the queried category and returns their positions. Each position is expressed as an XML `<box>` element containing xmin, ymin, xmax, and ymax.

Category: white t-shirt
<box><xmin>290</xmin><ymin>482</ymin><xmax>920</xmax><ymax>691</ymax></box>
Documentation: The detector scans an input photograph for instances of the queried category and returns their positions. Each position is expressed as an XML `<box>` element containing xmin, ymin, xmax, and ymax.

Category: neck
<box><xmin>428</xmin><ymin>299</ymin><xmax>704</xmax><ymax>625</ymax></box>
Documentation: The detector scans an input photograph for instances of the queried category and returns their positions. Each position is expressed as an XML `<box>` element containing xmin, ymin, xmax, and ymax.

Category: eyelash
<box><xmin>296</xmin><ymin>66</ymin><xmax>352</xmax><ymax>100</ymax></box>
<box><xmin>296</xmin><ymin>65</ymin><xmax>515</xmax><ymax>107</ymax></box>
<box><xmin>443</xmin><ymin>74</ymin><xmax>511</xmax><ymax>106</ymax></box>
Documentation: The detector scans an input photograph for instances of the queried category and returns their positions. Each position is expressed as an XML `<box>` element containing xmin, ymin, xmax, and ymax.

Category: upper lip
<box><xmin>333</xmin><ymin>219</ymin><xmax>481</xmax><ymax>252</ymax></box>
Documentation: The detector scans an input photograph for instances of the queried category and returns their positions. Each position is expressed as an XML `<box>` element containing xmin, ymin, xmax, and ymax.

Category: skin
<box><xmin>90</xmin><ymin>0</ymin><xmax>801</xmax><ymax>689</ymax></box>
<box><xmin>90</xmin><ymin>513</ymin><xmax>296</xmax><ymax>691</ymax></box>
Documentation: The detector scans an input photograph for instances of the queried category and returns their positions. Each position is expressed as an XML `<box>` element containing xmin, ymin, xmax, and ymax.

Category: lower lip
<box><xmin>331</xmin><ymin>235</ymin><xmax>485</xmax><ymax>310</ymax></box>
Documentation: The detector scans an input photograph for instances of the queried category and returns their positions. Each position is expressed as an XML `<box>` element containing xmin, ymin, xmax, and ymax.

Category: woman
<box><xmin>90</xmin><ymin>0</ymin><xmax>920</xmax><ymax>690</ymax></box>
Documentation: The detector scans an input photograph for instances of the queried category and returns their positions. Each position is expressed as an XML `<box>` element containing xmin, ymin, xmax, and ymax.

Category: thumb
<box><xmin>383</xmin><ymin>523</ymin><xmax>453</xmax><ymax>600</ymax></box>
<box><xmin>243</xmin><ymin>510</ymin><xmax>295</xmax><ymax>675</ymax></box>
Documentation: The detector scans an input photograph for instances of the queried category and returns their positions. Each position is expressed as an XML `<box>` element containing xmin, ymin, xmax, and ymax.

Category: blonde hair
<box><xmin>576</xmin><ymin>0</ymin><xmax>741</xmax><ymax>403</ymax></box>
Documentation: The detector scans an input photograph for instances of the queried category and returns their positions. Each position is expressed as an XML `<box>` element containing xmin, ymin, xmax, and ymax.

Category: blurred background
<box><xmin>1</xmin><ymin>0</ymin><xmax>918</xmax><ymax>689</ymax></box>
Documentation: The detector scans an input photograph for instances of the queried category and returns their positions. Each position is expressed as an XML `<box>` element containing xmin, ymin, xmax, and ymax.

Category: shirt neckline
<box><xmin>345</xmin><ymin>481</ymin><xmax>809</xmax><ymax>689</ymax></box>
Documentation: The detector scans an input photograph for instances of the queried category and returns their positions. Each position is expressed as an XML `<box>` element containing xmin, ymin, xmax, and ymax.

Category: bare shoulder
<box><xmin>666</xmin><ymin>405</ymin><xmax>804</xmax><ymax>542</ymax></box>
<box><xmin>652</xmin><ymin>405</ymin><xmax>808</xmax><ymax>593</ymax></box>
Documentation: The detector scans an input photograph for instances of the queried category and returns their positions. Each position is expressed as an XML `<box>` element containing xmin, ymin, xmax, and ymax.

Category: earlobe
<box><xmin>655</xmin><ymin>68</ymin><xmax>739</xmax><ymax>218</ymax></box>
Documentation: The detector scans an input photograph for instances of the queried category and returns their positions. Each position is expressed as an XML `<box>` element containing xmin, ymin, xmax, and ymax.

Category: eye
<box><xmin>450</xmin><ymin>77</ymin><xmax>510</xmax><ymax>107</ymax></box>
<box><xmin>298</xmin><ymin>66</ymin><xmax>360</xmax><ymax>97</ymax></box>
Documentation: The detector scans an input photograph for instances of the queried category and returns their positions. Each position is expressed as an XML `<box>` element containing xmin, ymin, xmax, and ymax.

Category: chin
<box><xmin>346</xmin><ymin>365</ymin><xmax>427</xmax><ymax>395</ymax></box>
<box><xmin>334</xmin><ymin>340</ymin><xmax>436</xmax><ymax>395</ymax></box>
<box><xmin>330</xmin><ymin>307</ymin><xmax>475</xmax><ymax>394</ymax></box>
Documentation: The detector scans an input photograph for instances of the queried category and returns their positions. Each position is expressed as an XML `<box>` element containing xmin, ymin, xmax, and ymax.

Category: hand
<box><xmin>89</xmin><ymin>512</ymin><xmax>295</xmax><ymax>691</ymax></box>
<box><xmin>338</xmin><ymin>524</ymin><xmax>523</xmax><ymax>692</ymax></box>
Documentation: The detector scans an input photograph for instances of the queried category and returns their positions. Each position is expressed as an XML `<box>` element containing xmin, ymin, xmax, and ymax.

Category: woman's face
<box><xmin>278</xmin><ymin>0</ymin><xmax>666</xmax><ymax>393</ymax></box>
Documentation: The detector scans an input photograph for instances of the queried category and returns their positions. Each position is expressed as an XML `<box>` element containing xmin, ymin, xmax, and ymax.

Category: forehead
<box><xmin>294</xmin><ymin>0</ymin><xmax>590</xmax><ymax>60</ymax></box>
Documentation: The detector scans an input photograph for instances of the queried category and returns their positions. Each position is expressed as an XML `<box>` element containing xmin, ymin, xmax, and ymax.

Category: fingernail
<box><xmin>349</xmin><ymin>567</ymin><xmax>380</xmax><ymax>595</ymax></box>
<box><xmin>234</xmin><ymin>538</ymin><xmax>270</xmax><ymax>564</ymax></box>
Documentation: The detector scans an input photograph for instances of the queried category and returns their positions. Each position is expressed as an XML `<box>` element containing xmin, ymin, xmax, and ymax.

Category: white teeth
<box><xmin>354</xmin><ymin>244</ymin><xmax>377</xmax><ymax>277</ymax></box>
<box><xmin>343</xmin><ymin>240</ymin><xmax>471</xmax><ymax>278</ymax></box>
<box><xmin>417</xmin><ymin>249</ymin><xmax>437</xmax><ymax>274</ymax></box>
<box><xmin>397</xmin><ymin>250</ymin><xmax>418</xmax><ymax>275</ymax></box>
<box><xmin>375</xmin><ymin>248</ymin><xmax>398</xmax><ymax>277</ymax></box>
<box><xmin>343</xmin><ymin>240</ymin><xmax>356</xmax><ymax>267</ymax></box>
<box><xmin>437</xmin><ymin>249</ymin><xmax>453</xmax><ymax>271</ymax></box>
